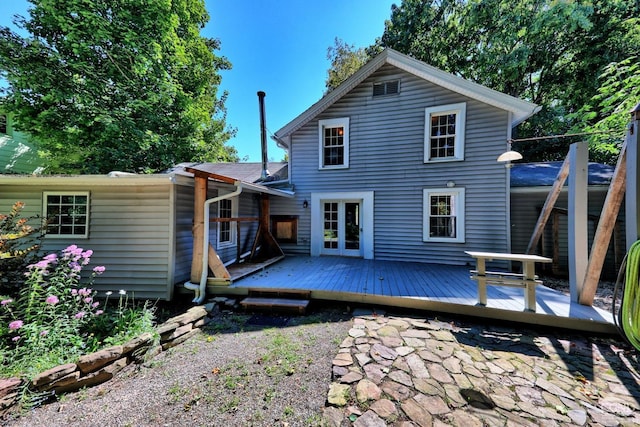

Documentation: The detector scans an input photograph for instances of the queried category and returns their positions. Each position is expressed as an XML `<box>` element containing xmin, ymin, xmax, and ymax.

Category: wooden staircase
<box><xmin>240</xmin><ymin>288</ymin><xmax>311</xmax><ymax>314</ymax></box>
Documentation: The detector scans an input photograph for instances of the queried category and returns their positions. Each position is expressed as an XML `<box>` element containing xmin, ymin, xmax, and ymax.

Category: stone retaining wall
<box><xmin>0</xmin><ymin>305</ymin><xmax>211</xmax><ymax>416</ymax></box>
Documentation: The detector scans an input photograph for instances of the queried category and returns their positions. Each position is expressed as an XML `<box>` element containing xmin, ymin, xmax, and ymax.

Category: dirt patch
<box><xmin>4</xmin><ymin>303</ymin><xmax>352</xmax><ymax>427</ymax></box>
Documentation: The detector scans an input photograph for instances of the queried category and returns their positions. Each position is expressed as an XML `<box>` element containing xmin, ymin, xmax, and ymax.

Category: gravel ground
<box><xmin>3</xmin><ymin>278</ymin><xmax>621</xmax><ymax>426</ymax></box>
<box><xmin>4</xmin><ymin>304</ymin><xmax>352</xmax><ymax>427</ymax></box>
<box><xmin>542</xmin><ymin>276</ymin><xmax>618</xmax><ymax>313</ymax></box>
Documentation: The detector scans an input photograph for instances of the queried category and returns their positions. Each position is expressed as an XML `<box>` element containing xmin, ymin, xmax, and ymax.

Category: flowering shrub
<box><xmin>0</xmin><ymin>245</ymin><xmax>155</xmax><ymax>379</ymax></box>
<box><xmin>0</xmin><ymin>202</ymin><xmax>43</xmax><ymax>297</ymax></box>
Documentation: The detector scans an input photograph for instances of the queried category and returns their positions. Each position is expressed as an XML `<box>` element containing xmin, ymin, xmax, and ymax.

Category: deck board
<box><xmin>208</xmin><ymin>256</ymin><xmax>616</xmax><ymax>333</ymax></box>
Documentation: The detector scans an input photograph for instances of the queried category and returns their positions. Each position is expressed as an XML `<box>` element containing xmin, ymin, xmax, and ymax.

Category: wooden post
<box><xmin>580</xmin><ymin>140</ymin><xmax>627</xmax><ymax>305</ymax></box>
<box><xmin>526</xmin><ymin>155</ymin><xmax>570</xmax><ymax>254</ymax></box>
<box><xmin>552</xmin><ymin>210</ymin><xmax>560</xmax><ymax>275</ymax></box>
<box><xmin>626</xmin><ymin>102</ymin><xmax>640</xmax><ymax>249</ymax></box>
<box><xmin>568</xmin><ymin>142</ymin><xmax>589</xmax><ymax>302</ymax></box>
<box><xmin>190</xmin><ymin>176</ymin><xmax>207</xmax><ymax>283</ymax></box>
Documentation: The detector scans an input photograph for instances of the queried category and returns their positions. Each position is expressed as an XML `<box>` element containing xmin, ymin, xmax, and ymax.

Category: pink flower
<box><xmin>64</xmin><ymin>244</ymin><xmax>79</xmax><ymax>253</ymax></box>
<box><xmin>44</xmin><ymin>253</ymin><xmax>58</xmax><ymax>262</ymax></box>
<box><xmin>95</xmin><ymin>310</ymin><xmax>104</xmax><ymax>316</ymax></box>
<box><xmin>45</xmin><ymin>295</ymin><xmax>59</xmax><ymax>305</ymax></box>
<box><xmin>71</xmin><ymin>289</ymin><xmax>78</xmax><ymax>296</ymax></box>
<box><xmin>11</xmin><ymin>336</ymin><xmax>20</xmax><ymax>342</ymax></box>
<box><xmin>1</xmin><ymin>299</ymin><xmax>12</xmax><ymax>306</ymax></box>
<box><xmin>93</xmin><ymin>266</ymin><xmax>106</xmax><ymax>274</ymax></box>
<box><xmin>28</xmin><ymin>260</ymin><xmax>51</xmax><ymax>270</ymax></box>
<box><xmin>74</xmin><ymin>311</ymin><xmax>85</xmax><ymax>319</ymax></box>
<box><xmin>40</xmin><ymin>330</ymin><xmax>49</xmax><ymax>337</ymax></box>
<box><xmin>83</xmin><ymin>297</ymin><xmax>93</xmax><ymax>304</ymax></box>
<box><xmin>81</xmin><ymin>249</ymin><xmax>93</xmax><ymax>258</ymax></box>
<box><xmin>92</xmin><ymin>302</ymin><xmax>100</xmax><ymax>308</ymax></box>
<box><xmin>70</xmin><ymin>262</ymin><xmax>82</xmax><ymax>272</ymax></box>
<box><xmin>78</xmin><ymin>288</ymin><xmax>91</xmax><ymax>297</ymax></box>
<box><xmin>8</xmin><ymin>320</ymin><xmax>23</xmax><ymax>330</ymax></box>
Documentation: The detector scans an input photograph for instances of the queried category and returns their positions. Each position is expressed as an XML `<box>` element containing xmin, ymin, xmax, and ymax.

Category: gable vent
<box><xmin>373</xmin><ymin>80</ymin><xmax>400</xmax><ymax>97</ymax></box>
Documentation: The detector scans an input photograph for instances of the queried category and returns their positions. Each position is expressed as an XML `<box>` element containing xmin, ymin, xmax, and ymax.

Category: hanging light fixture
<box><xmin>497</xmin><ymin>140</ymin><xmax>522</xmax><ymax>167</ymax></box>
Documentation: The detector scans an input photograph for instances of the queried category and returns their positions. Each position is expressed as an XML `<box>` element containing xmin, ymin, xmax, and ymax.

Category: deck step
<box><xmin>240</xmin><ymin>288</ymin><xmax>311</xmax><ymax>314</ymax></box>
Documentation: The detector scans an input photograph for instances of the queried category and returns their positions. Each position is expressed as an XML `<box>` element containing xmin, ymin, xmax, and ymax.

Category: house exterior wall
<box><xmin>172</xmin><ymin>180</ymin><xmax>196</xmax><ymax>299</ymax></box>
<box><xmin>0</xmin><ymin>178</ymin><xmax>191</xmax><ymax>300</ymax></box>
<box><xmin>511</xmin><ymin>187</ymin><xmax>624</xmax><ymax>278</ymax></box>
<box><xmin>276</xmin><ymin>64</ymin><xmax>512</xmax><ymax>265</ymax></box>
<box><xmin>211</xmin><ymin>189</ymin><xmax>260</xmax><ymax>263</ymax></box>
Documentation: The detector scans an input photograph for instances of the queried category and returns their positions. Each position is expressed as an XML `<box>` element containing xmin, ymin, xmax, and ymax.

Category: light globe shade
<box><xmin>497</xmin><ymin>150</ymin><xmax>523</xmax><ymax>163</ymax></box>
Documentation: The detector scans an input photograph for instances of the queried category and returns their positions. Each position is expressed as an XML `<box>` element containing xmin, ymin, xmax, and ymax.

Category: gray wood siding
<box><xmin>210</xmin><ymin>190</ymin><xmax>260</xmax><ymax>263</ymax></box>
<box><xmin>0</xmin><ymin>183</ymin><xmax>175</xmax><ymax>300</ymax></box>
<box><xmin>172</xmin><ymin>182</ymin><xmax>196</xmax><ymax>293</ymax></box>
<box><xmin>511</xmin><ymin>187</ymin><xmax>624</xmax><ymax>278</ymax></box>
<box><xmin>281</xmin><ymin>64</ymin><xmax>511</xmax><ymax>265</ymax></box>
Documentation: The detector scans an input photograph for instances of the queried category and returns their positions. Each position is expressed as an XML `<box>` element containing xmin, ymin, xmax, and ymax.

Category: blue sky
<box><xmin>0</xmin><ymin>0</ymin><xmax>397</xmax><ymax>162</ymax></box>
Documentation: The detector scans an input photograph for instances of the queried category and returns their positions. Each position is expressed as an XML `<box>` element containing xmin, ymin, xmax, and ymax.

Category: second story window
<box><xmin>424</xmin><ymin>103</ymin><xmax>466</xmax><ymax>163</ymax></box>
<box><xmin>319</xmin><ymin>117</ymin><xmax>349</xmax><ymax>169</ymax></box>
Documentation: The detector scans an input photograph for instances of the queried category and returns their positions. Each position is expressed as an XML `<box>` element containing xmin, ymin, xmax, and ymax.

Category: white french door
<box><xmin>321</xmin><ymin>200</ymin><xmax>362</xmax><ymax>257</ymax></box>
<box><xmin>310</xmin><ymin>191</ymin><xmax>374</xmax><ymax>259</ymax></box>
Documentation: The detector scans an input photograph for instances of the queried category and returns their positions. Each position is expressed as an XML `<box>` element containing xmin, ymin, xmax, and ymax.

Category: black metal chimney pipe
<box><xmin>257</xmin><ymin>91</ymin><xmax>269</xmax><ymax>180</ymax></box>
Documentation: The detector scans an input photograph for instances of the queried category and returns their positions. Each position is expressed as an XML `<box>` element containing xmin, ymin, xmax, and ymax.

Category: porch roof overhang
<box><xmin>183</xmin><ymin>165</ymin><xmax>294</xmax><ymax>198</ymax></box>
<box><xmin>273</xmin><ymin>48</ymin><xmax>541</xmax><ymax>149</ymax></box>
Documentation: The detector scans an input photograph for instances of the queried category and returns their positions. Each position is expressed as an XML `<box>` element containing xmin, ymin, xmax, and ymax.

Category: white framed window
<box><xmin>217</xmin><ymin>195</ymin><xmax>238</xmax><ymax>248</ymax></box>
<box><xmin>424</xmin><ymin>103</ymin><xmax>466</xmax><ymax>162</ymax></box>
<box><xmin>43</xmin><ymin>192</ymin><xmax>90</xmax><ymax>238</ymax></box>
<box><xmin>423</xmin><ymin>188</ymin><xmax>465</xmax><ymax>243</ymax></box>
<box><xmin>319</xmin><ymin>117</ymin><xmax>349</xmax><ymax>169</ymax></box>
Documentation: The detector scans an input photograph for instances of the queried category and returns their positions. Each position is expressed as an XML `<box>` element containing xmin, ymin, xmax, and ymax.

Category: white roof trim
<box><xmin>0</xmin><ymin>173</ymin><xmax>184</xmax><ymax>186</ymax></box>
<box><xmin>274</xmin><ymin>48</ymin><xmax>540</xmax><ymax>146</ymax></box>
<box><xmin>0</xmin><ymin>172</ymin><xmax>295</xmax><ymax>198</ymax></box>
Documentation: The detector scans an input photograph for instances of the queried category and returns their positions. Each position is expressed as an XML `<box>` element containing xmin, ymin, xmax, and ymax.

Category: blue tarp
<box><xmin>511</xmin><ymin>162</ymin><xmax>614</xmax><ymax>187</ymax></box>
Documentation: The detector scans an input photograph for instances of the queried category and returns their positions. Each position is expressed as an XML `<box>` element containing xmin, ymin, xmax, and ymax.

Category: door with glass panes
<box><xmin>321</xmin><ymin>200</ymin><xmax>362</xmax><ymax>257</ymax></box>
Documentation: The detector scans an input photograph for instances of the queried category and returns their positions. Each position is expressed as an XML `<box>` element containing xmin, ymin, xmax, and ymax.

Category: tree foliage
<box><xmin>326</xmin><ymin>0</ymin><xmax>639</xmax><ymax>164</ymax></box>
<box><xmin>325</xmin><ymin>38</ymin><xmax>372</xmax><ymax>93</ymax></box>
<box><xmin>0</xmin><ymin>0</ymin><xmax>238</xmax><ymax>174</ymax></box>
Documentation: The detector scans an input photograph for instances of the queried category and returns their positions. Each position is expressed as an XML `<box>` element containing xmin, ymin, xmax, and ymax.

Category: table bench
<box><xmin>465</xmin><ymin>251</ymin><xmax>552</xmax><ymax>312</ymax></box>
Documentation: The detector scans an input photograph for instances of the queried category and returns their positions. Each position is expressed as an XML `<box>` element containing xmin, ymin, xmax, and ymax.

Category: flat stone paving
<box><xmin>323</xmin><ymin>310</ymin><xmax>640</xmax><ymax>426</ymax></box>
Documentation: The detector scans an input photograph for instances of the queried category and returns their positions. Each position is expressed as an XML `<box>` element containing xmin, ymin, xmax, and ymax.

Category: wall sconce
<box><xmin>302</xmin><ymin>200</ymin><xmax>308</xmax><ymax>209</ymax></box>
<box><xmin>446</xmin><ymin>180</ymin><xmax>456</xmax><ymax>188</ymax></box>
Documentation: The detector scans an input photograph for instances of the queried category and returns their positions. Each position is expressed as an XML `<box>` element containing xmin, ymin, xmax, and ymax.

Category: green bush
<box><xmin>0</xmin><ymin>201</ymin><xmax>43</xmax><ymax>298</ymax></box>
<box><xmin>0</xmin><ymin>245</ymin><xmax>156</xmax><ymax>380</ymax></box>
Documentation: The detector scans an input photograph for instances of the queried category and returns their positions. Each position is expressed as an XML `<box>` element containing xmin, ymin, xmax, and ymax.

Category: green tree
<box><xmin>0</xmin><ymin>0</ymin><xmax>238</xmax><ymax>174</ymax></box>
<box><xmin>376</xmin><ymin>0</ymin><xmax>639</xmax><ymax>163</ymax></box>
<box><xmin>325</xmin><ymin>38</ymin><xmax>372</xmax><ymax>93</ymax></box>
<box><xmin>571</xmin><ymin>16</ymin><xmax>640</xmax><ymax>164</ymax></box>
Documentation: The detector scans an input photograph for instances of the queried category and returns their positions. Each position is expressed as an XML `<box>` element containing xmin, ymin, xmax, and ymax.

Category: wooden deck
<box><xmin>203</xmin><ymin>256</ymin><xmax>617</xmax><ymax>334</ymax></box>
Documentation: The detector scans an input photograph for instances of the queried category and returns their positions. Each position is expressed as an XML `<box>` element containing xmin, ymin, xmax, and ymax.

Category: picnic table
<box><xmin>465</xmin><ymin>251</ymin><xmax>552</xmax><ymax>312</ymax></box>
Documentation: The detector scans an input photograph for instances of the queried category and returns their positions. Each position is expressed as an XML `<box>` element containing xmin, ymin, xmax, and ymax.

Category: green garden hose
<box><xmin>613</xmin><ymin>240</ymin><xmax>640</xmax><ymax>351</ymax></box>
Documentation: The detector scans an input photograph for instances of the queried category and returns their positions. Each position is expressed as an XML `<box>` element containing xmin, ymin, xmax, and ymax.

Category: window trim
<box><xmin>217</xmin><ymin>194</ymin><xmax>238</xmax><ymax>249</ymax></box>
<box><xmin>43</xmin><ymin>191</ymin><xmax>90</xmax><ymax>239</ymax></box>
<box><xmin>318</xmin><ymin>117</ymin><xmax>350</xmax><ymax>170</ymax></box>
<box><xmin>424</xmin><ymin>102</ymin><xmax>466</xmax><ymax>163</ymax></box>
<box><xmin>422</xmin><ymin>187</ymin><xmax>465</xmax><ymax>243</ymax></box>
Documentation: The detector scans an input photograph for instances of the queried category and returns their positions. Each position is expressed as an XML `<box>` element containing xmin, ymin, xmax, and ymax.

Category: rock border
<box><xmin>0</xmin><ymin>304</ymin><xmax>215</xmax><ymax>416</ymax></box>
